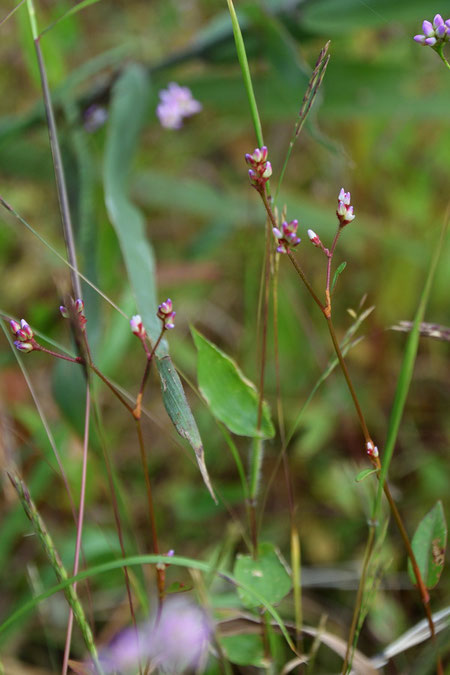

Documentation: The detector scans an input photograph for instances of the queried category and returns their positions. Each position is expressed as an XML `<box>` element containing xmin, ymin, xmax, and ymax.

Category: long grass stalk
<box><xmin>9</xmin><ymin>474</ymin><xmax>103</xmax><ymax>675</ymax></box>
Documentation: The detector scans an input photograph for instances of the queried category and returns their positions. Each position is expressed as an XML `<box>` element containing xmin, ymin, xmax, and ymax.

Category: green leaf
<box><xmin>408</xmin><ymin>501</ymin><xmax>447</xmax><ymax>590</ymax></box>
<box><xmin>191</xmin><ymin>327</ymin><xmax>275</xmax><ymax>438</ymax></box>
<box><xmin>233</xmin><ymin>542</ymin><xmax>292</xmax><ymax>609</ymax></box>
<box><xmin>355</xmin><ymin>468</ymin><xmax>378</xmax><ymax>483</ymax></box>
<box><xmin>331</xmin><ymin>261</ymin><xmax>347</xmax><ymax>293</ymax></box>
<box><xmin>220</xmin><ymin>634</ymin><xmax>265</xmax><ymax>667</ymax></box>
<box><xmin>104</xmin><ymin>65</ymin><xmax>214</xmax><ymax>501</ymax></box>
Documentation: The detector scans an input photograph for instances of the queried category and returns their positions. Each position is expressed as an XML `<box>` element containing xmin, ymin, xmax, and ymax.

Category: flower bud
<box><xmin>60</xmin><ymin>305</ymin><xmax>70</xmax><ymax>318</ymax></box>
<box><xmin>130</xmin><ymin>314</ymin><xmax>146</xmax><ymax>339</ymax></box>
<box><xmin>14</xmin><ymin>340</ymin><xmax>34</xmax><ymax>353</ymax></box>
<box><xmin>157</xmin><ymin>299</ymin><xmax>176</xmax><ymax>329</ymax></box>
<box><xmin>273</xmin><ymin>219</ymin><xmax>301</xmax><ymax>253</ymax></box>
<box><xmin>10</xmin><ymin>319</ymin><xmax>21</xmax><ymax>334</ymax></box>
<box><xmin>366</xmin><ymin>441</ymin><xmax>379</xmax><ymax>458</ymax></box>
<box><xmin>75</xmin><ymin>299</ymin><xmax>85</xmax><ymax>314</ymax></box>
<box><xmin>307</xmin><ymin>229</ymin><xmax>321</xmax><ymax>247</ymax></box>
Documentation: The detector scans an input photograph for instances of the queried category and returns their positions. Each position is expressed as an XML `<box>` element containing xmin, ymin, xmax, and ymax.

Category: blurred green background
<box><xmin>0</xmin><ymin>0</ymin><xmax>449</xmax><ymax>672</ymax></box>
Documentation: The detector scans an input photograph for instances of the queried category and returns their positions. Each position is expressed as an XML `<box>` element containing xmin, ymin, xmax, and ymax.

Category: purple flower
<box><xmin>414</xmin><ymin>14</ymin><xmax>449</xmax><ymax>46</ymax></box>
<box><xmin>98</xmin><ymin>597</ymin><xmax>212</xmax><ymax>674</ymax></box>
<box><xmin>83</xmin><ymin>104</ymin><xmax>108</xmax><ymax>133</ymax></box>
<box><xmin>245</xmin><ymin>146</ymin><xmax>272</xmax><ymax>190</ymax></box>
<box><xmin>273</xmin><ymin>219</ymin><xmax>301</xmax><ymax>254</ymax></box>
<box><xmin>337</xmin><ymin>188</ymin><xmax>355</xmax><ymax>227</ymax></box>
<box><xmin>157</xmin><ymin>298</ymin><xmax>176</xmax><ymax>330</ymax></box>
<box><xmin>10</xmin><ymin>318</ymin><xmax>37</xmax><ymax>353</ymax></box>
<box><xmin>156</xmin><ymin>83</ymin><xmax>202</xmax><ymax>129</ymax></box>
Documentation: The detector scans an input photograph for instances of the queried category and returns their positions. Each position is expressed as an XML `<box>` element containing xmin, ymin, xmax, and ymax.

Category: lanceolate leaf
<box><xmin>191</xmin><ymin>327</ymin><xmax>275</xmax><ymax>438</ymax></box>
<box><xmin>103</xmin><ymin>65</ymin><xmax>214</xmax><ymax>500</ymax></box>
<box><xmin>408</xmin><ymin>501</ymin><xmax>447</xmax><ymax>590</ymax></box>
<box><xmin>331</xmin><ymin>261</ymin><xmax>347</xmax><ymax>293</ymax></box>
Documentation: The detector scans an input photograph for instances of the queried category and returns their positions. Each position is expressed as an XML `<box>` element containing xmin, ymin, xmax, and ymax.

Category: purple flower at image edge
<box><xmin>413</xmin><ymin>14</ymin><xmax>450</xmax><ymax>46</ymax></box>
<box><xmin>98</xmin><ymin>596</ymin><xmax>212</xmax><ymax>674</ymax></box>
<box><xmin>156</xmin><ymin>82</ymin><xmax>202</xmax><ymax>129</ymax></box>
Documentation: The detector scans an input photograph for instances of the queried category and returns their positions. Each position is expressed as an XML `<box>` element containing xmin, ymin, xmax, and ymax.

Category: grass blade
<box><xmin>226</xmin><ymin>0</ymin><xmax>264</xmax><ymax>147</ymax></box>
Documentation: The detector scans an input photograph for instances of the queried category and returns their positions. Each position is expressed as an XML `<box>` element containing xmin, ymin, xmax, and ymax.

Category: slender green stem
<box><xmin>326</xmin><ymin>318</ymin><xmax>371</xmax><ymax>443</ymax></box>
<box><xmin>31</xmin><ymin>29</ymin><xmax>82</xmax><ymax>300</ymax></box>
<box><xmin>435</xmin><ymin>45</ymin><xmax>450</xmax><ymax>70</ymax></box>
<box><xmin>89</xmin><ymin>363</ymin><xmax>135</xmax><ymax>414</ymax></box>
<box><xmin>325</xmin><ymin>226</ymin><xmax>342</xmax><ymax>308</ymax></box>
<box><xmin>26</xmin><ymin>0</ymin><xmax>38</xmax><ymax>39</ymax></box>
<box><xmin>341</xmin><ymin>525</ymin><xmax>376</xmax><ymax>674</ymax></box>
<box><xmin>135</xmin><ymin>419</ymin><xmax>165</xmax><ymax>607</ymax></box>
<box><xmin>287</xmin><ymin>251</ymin><xmax>325</xmax><ymax>313</ymax></box>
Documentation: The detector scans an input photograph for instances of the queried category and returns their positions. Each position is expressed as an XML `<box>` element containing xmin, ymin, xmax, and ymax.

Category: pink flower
<box><xmin>273</xmin><ymin>219</ymin><xmax>301</xmax><ymax>254</ymax></box>
<box><xmin>245</xmin><ymin>146</ymin><xmax>272</xmax><ymax>189</ymax></box>
<box><xmin>157</xmin><ymin>83</ymin><xmax>202</xmax><ymax>129</ymax></box>
<box><xmin>336</xmin><ymin>188</ymin><xmax>355</xmax><ymax>227</ymax></box>
<box><xmin>157</xmin><ymin>299</ymin><xmax>176</xmax><ymax>329</ymax></box>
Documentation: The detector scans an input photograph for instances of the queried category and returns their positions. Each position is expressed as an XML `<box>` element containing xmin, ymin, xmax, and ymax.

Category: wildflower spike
<box><xmin>414</xmin><ymin>14</ymin><xmax>449</xmax><ymax>46</ymax></box>
<box><xmin>245</xmin><ymin>146</ymin><xmax>272</xmax><ymax>190</ymax></box>
<box><xmin>337</xmin><ymin>188</ymin><xmax>355</xmax><ymax>227</ymax></box>
<box><xmin>157</xmin><ymin>299</ymin><xmax>176</xmax><ymax>330</ymax></box>
<box><xmin>273</xmin><ymin>219</ymin><xmax>301</xmax><ymax>254</ymax></box>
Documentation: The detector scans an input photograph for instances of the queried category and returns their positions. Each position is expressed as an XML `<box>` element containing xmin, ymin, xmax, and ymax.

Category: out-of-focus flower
<box><xmin>245</xmin><ymin>146</ymin><xmax>272</xmax><ymax>189</ymax></box>
<box><xmin>336</xmin><ymin>188</ymin><xmax>355</xmax><ymax>227</ymax></box>
<box><xmin>366</xmin><ymin>440</ymin><xmax>379</xmax><ymax>459</ymax></box>
<box><xmin>273</xmin><ymin>219</ymin><xmax>301</xmax><ymax>254</ymax></box>
<box><xmin>99</xmin><ymin>596</ymin><xmax>212</xmax><ymax>674</ymax></box>
<box><xmin>130</xmin><ymin>314</ymin><xmax>146</xmax><ymax>339</ymax></box>
<box><xmin>157</xmin><ymin>299</ymin><xmax>176</xmax><ymax>329</ymax></box>
<box><xmin>157</xmin><ymin>83</ymin><xmax>202</xmax><ymax>129</ymax></box>
<box><xmin>10</xmin><ymin>319</ymin><xmax>36</xmax><ymax>353</ymax></box>
<box><xmin>414</xmin><ymin>14</ymin><xmax>449</xmax><ymax>46</ymax></box>
<box><xmin>83</xmin><ymin>104</ymin><xmax>108</xmax><ymax>132</ymax></box>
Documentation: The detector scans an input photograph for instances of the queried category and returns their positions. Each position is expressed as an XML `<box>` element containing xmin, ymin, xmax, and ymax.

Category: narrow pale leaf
<box><xmin>191</xmin><ymin>327</ymin><xmax>275</xmax><ymax>438</ymax></box>
<box><xmin>355</xmin><ymin>468</ymin><xmax>378</xmax><ymax>483</ymax></box>
<box><xmin>408</xmin><ymin>501</ymin><xmax>447</xmax><ymax>590</ymax></box>
<box><xmin>331</xmin><ymin>261</ymin><xmax>347</xmax><ymax>293</ymax></box>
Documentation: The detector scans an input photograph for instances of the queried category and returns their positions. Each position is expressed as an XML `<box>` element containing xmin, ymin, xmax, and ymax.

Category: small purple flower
<box><xmin>273</xmin><ymin>219</ymin><xmax>301</xmax><ymax>254</ymax></box>
<box><xmin>414</xmin><ymin>14</ymin><xmax>449</xmax><ymax>46</ymax></box>
<box><xmin>83</xmin><ymin>104</ymin><xmax>108</xmax><ymax>133</ymax></box>
<box><xmin>245</xmin><ymin>146</ymin><xmax>272</xmax><ymax>190</ymax></box>
<box><xmin>337</xmin><ymin>188</ymin><xmax>355</xmax><ymax>227</ymax></box>
<box><xmin>10</xmin><ymin>319</ymin><xmax>37</xmax><ymax>353</ymax></box>
<box><xmin>98</xmin><ymin>597</ymin><xmax>212</xmax><ymax>674</ymax></box>
<box><xmin>130</xmin><ymin>314</ymin><xmax>146</xmax><ymax>339</ymax></box>
<box><xmin>157</xmin><ymin>299</ymin><xmax>176</xmax><ymax>330</ymax></box>
<box><xmin>157</xmin><ymin>82</ymin><xmax>202</xmax><ymax>130</ymax></box>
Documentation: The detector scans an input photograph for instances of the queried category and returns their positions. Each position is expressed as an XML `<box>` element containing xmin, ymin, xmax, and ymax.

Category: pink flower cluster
<box><xmin>245</xmin><ymin>146</ymin><xmax>272</xmax><ymax>190</ymax></box>
<box><xmin>273</xmin><ymin>219</ymin><xmax>301</xmax><ymax>254</ymax></box>
<box><xmin>336</xmin><ymin>188</ymin><xmax>355</xmax><ymax>227</ymax></box>
<box><xmin>10</xmin><ymin>319</ymin><xmax>36</xmax><ymax>353</ymax></box>
<box><xmin>157</xmin><ymin>298</ymin><xmax>176</xmax><ymax>330</ymax></box>
<box><xmin>414</xmin><ymin>14</ymin><xmax>450</xmax><ymax>46</ymax></box>
<box><xmin>156</xmin><ymin>82</ymin><xmax>202</xmax><ymax>130</ymax></box>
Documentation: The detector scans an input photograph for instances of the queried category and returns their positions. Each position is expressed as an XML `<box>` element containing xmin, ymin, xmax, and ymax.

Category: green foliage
<box><xmin>234</xmin><ymin>542</ymin><xmax>292</xmax><ymax>609</ymax></box>
<box><xmin>408</xmin><ymin>501</ymin><xmax>447</xmax><ymax>590</ymax></box>
<box><xmin>192</xmin><ymin>327</ymin><xmax>275</xmax><ymax>438</ymax></box>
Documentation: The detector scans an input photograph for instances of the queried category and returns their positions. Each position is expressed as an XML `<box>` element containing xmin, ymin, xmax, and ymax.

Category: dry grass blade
<box><xmin>390</xmin><ymin>321</ymin><xmax>450</xmax><ymax>341</ymax></box>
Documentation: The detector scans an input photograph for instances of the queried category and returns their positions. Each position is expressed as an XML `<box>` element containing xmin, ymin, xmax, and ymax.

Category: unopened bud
<box><xmin>307</xmin><ymin>229</ymin><xmax>321</xmax><ymax>247</ymax></box>
<box><xmin>14</xmin><ymin>340</ymin><xmax>34</xmax><ymax>353</ymax></box>
<box><xmin>60</xmin><ymin>305</ymin><xmax>69</xmax><ymax>318</ymax></box>
<box><xmin>130</xmin><ymin>314</ymin><xmax>146</xmax><ymax>339</ymax></box>
<box><xmin>366</xmin><ymin>441</ymin><xmax>379</xmax><ymax>458</ymax></box>
<box><xmin>10</xmin><ymin>319</ymin><xmax>21</xmax><ymax>334</ymax></box>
